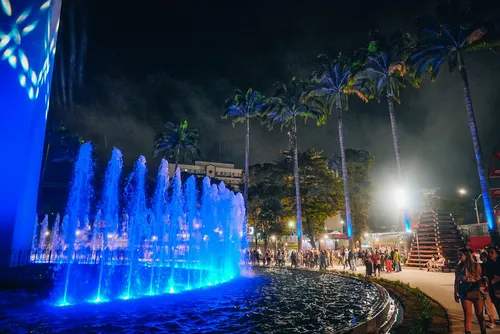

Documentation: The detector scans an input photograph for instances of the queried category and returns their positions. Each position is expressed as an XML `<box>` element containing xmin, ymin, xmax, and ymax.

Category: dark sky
<box><xmin>52</xmin><ymin>0</ymin><xmax>500</xmax><ymax>220</ymax></box>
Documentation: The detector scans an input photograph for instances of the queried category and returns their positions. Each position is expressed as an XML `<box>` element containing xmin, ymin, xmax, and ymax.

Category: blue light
<box><xmin>0</xmin><ymin>0</ymin><xmax>61</xmax><ymax>267</ymax></box>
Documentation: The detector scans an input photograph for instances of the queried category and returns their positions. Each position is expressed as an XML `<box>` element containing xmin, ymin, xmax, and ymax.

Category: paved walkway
<box><xmin>328</xmin><ymin>265</ymin><xmax>499</xmax><ymax>334</ymax></box>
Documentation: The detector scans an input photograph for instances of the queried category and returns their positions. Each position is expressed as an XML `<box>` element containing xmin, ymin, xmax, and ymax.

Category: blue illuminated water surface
<box><xmin>0</xmin><ymin>268</ymin><xmax>380</xmax><ymax>333</ymax></box>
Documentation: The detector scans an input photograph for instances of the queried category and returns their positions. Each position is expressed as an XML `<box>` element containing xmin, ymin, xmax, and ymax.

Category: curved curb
<box><xmin>286</xmin><ymin>267</ymin><xmax>397</xmax><ymax>333</ymax></box>
<box><xmin>326</xmin><ymin>268</ymin><xmax>451</xmax><ymax>333</ymax></box>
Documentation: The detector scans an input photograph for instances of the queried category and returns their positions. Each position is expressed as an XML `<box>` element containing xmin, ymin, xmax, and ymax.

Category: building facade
<box><xmin>169</xmin><ymin>161</ymin><xmax>243</xmax><ymax>187</ymax></box>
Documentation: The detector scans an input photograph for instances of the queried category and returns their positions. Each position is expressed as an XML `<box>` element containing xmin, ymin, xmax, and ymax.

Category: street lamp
<box><xmin>457</xmin><ymin>188</ymin><xmax>482</xmax><ymax>224</ymax></box>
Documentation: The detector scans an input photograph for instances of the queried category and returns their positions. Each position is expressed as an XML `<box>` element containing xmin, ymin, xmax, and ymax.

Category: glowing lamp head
<box><xmin>395</xmin><ymin>187</ymin><xmax>407</xmax><ymax>207</ymax></box>
<box><xmin>45</xmin><ymin>231</ymin><xmax>50</xmax><ymax>236</ymax></box>
<box><xmin>288</xmin><ymin>221</ymin><xmax>295</xmax><ymax>228</ymax></box>
<box><xmin>458</xmin><ymin>188</ymin><xmax>467</xmax><ymax>196</ymax></box>
<box><xmin>75</xmin><ymin>230</ymin><xmax>80</xmax><ymax>236</ymax></box>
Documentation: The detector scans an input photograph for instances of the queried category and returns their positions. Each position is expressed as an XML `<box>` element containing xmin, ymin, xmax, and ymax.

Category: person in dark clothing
<box><xmin>480</xmin><ymin>251</ymin><xmax>497</xmax><ymax>328</ymax></box>
<box><xmin>365</xmin><ymin>251</ymin><xmax>373</xmax><ymax>276</ymax></box>
<box><xmin>486</xmin><ymin>247</ymin><xmax>500</xmax><ymax>319</ymax></box>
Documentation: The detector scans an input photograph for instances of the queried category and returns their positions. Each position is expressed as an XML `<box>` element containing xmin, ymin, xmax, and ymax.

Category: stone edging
<box><xmin>289</xmin><ymin>267</ymin><xmax>397</xmax><ymax>333</ymax></box>
<box><xmin>327</xmin><ymin>268</ymin><xmax>451</xmax><ymax>333</ymax></box>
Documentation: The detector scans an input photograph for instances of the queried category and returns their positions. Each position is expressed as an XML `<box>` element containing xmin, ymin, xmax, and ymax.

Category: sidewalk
<box><xmin>329</xmin><ymin>264</ymin><xmax>500</xmax><ymax>334</ymax></box>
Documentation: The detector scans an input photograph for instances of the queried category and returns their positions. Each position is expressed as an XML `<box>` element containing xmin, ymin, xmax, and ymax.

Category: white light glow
<box><xmin>395</xmin><ymin>187</ymin><xmax>407</xmax><ymax>207</ymax></box>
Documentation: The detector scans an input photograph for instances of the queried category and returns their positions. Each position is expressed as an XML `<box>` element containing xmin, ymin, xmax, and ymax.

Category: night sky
<box><xmin>51</xmin><ymin>0</ymin><xmax>500</xmax><ymax>222</ymax></box>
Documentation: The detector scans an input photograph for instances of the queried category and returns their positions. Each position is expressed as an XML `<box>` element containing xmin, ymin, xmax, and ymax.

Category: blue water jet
<box><xmin>32</xmin><ymin>144</ymin><xmax>244</xmax><ymax>305</ymax></box>
<box><xmin>61</xmin><ymin>142</ymin><xmax>94</xmax><ymax>305</ymax></box>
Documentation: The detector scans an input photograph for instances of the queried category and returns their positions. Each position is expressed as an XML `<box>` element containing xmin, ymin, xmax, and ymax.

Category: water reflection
<box><xmin>0</xmin><ymin>268</ymin><xmax>380</xmax><ymax>333</ymax></box>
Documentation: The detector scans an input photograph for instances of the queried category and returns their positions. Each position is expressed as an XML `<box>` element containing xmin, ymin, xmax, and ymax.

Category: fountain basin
<box><xmin>0</xmin><ymin>267</ymin><xmax>396</xmax><ymax>333</ymax></box>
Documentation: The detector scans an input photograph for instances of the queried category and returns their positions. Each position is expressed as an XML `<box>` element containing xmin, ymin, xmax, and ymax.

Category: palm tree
<box><xmin>153</xmin><ymin>120</ymin><xmax>199</xmax><ymax>171</ymax></box>
<box><xmin>264</xmin><ymin>77</ymin><xmax>323</xmax><ymax>250</ymax></box>
<box><xmin>356</xmin><ymin>32</ymin><xmax>415</xmax><ymax>232</ymax></box>
<box><xmin>310</xmin><ymin>54</ymin><xmax>368</xmax><ymax>244</ymax></box>
<box><xmin>41</xmin><ymin>121</ymin><xmax>83</xmax><ymax>184</ymax></box>
<box><xmin>223</xmin><ymin>88</ymin><xmax>267</xmax><ymax>206</ymax></box>
<box><xmin>411</xmin><ymin>14</ymin><xmax>499</xmax><ymax>232</ymax></box>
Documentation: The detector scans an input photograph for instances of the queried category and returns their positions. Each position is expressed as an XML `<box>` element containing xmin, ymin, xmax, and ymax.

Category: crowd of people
<box><xmin>245</xmin><ymin>247</ymin><xmax>405</xmax><ymax>277</ymax></box>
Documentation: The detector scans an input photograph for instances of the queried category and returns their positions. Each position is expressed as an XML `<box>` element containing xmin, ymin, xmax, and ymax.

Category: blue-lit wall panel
<box><xmin>0</xmin><ymin>0</ymin><xmax>61</xmax><ymax>267</ymax></box>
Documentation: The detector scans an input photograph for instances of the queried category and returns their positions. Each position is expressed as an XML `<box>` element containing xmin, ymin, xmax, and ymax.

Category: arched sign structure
<box><xmin>0</xmin><ymin>0</ymin><xmax>62</xmax><ymax>267</ymax></box>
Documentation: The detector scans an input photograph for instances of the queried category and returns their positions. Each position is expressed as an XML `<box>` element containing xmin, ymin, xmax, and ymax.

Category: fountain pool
<box><xmin>0</xmin><ymin>268</ymin><xmax>392</xmax><ymax>333</ymax></box>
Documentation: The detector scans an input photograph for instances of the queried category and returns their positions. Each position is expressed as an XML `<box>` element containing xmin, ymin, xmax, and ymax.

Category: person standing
<box><xmin>385</xmin><ymin>250</ymin><xmax>393</xmax><ymax>273</ymax></box>
<box><xmin>480</xmin><ymin>251</ymin><xmax>496</xmax><ymax>328</ymax></box>
<box><xmin>454</xmin><ymin>248</ymin><xmax>486</xmax><ymax>334</ymax></box>
<box><xmin>348</xmin><ymin>249</ymin><xmax>356</xmax><ymax>271</ymax></box>
<box><xmin>487</xmin><ymin>247</ymin><xmax>500</xmax><ymax>319</ymax></box>
<box><xmin>393</xmin><ymin>249</ymin><xmax>401</xmax><ymax>272</ymax></box>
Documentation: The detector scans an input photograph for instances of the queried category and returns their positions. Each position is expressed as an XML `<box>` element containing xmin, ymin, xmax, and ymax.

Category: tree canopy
<box><xmin>248</xmin><ymin>149</ymin><xmax>344</xmax><ymax>249</ymax></box>
<box><xmin>332</xmin><ymin>149</ymin><xmax>375</xmax><ymax>244</ymax></box>
<box><xmin>153</xmin><ymin>120</ymin><xmax>199</xmax><ymax>165</ymax></box>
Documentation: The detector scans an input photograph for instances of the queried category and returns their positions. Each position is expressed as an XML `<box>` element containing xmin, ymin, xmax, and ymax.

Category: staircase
<box><xmin>406</xmin><ymin>210</ymin><xmax>465</xmax><ymax>269</ymax></box>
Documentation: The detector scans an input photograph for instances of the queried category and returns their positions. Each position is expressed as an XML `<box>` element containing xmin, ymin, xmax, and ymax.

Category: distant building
<box><xmin>169</xmin><ymin>161</ymin><xmax>243</xmax><ymax>186</ymax></box>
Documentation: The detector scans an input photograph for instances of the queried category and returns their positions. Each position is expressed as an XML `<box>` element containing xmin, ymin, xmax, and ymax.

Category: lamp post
<box><xmin>458</xmin><ymin>188</ymin><xmax>482</xmax><ymax>224</ymax></box>
<box><xmin>413</xmin><ymin>230</ymin><xmax>421</xmax><ymax>270</ymax></box>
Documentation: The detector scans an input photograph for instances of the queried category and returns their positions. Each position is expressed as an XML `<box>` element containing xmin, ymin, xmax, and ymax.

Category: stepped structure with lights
<box><xmin>407</xmin><ymin>210</ymin><xmax>465</xmax><ymax>269</ymax></box>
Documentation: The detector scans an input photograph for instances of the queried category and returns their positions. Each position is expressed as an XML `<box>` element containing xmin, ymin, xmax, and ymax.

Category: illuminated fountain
<box><xmin>32</xmin><ymin>142</ymin><xmax>244</xmax><ymax>306</ymax></box>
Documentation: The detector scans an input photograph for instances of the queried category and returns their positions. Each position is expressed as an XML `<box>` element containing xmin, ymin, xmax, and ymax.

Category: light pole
<box><xmin>458</xmin><ymin>188</ymin><xmax>482</xmax><ymax>224</ymax></box>
<box><xmin>413</xmin><ymin>230</ymin><xmax>421</xmax><ymax>270</ymax></box>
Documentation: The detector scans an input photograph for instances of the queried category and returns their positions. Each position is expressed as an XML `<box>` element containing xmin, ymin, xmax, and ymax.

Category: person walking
<box><xmin>480</xmin><ymin>251</ymin><xmax>496</xmax><ymax>328</ymax></box>
<box><xmin>385</xmin><ymin>250</ymin><xmax>393</xmax><ymax>273</ymax></box>
<box><xmin>454</xmin><ymin>247</ymin><xmax>487</xmax><ymax>334</ymax></box>
<box><xmin>486</xmin><ymin>247</ymin><xmax>500</xmax><ymax>319</ymax></box>
<box><xmin>393</xmin><ymin>249</ymin><xmax>401</xmax><ymax>272</ymax></box>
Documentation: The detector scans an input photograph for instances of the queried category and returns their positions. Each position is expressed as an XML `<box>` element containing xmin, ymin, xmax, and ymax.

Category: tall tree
<box><xmin>247</xmin><ymin>163</ymin><xmax>286</xmax><ymax>250</ymax></box>
<box><xmin>153</xmin><ymin>120</ymin><xmax>199</xmax><ymax>170</ymax></box>
<box><xmin>310</xmin><ymin>54</ymin><xmax>368</xmax><ymax>245</ymax></box>
<box><xmin>279</xmin><ymin>149</ymin><xmax>344</xmax><ymax>248</ymax></box>
<box><xmin>332</xmin><ymin>149</ymin><xmax>374</xmax><ymax>245</ymax></box>
<box><xmin>411</xmin><ymin>4</ymin><xmax>500</xmax><ymax>233</ymax></box>
<box><xmin>264</xmin><ymin>78</ymin><xmax>323</xmax><ymax>250</ymax></box>
<box><xmin>356</xmin><ymin>32</ymin><xmax>413</xmax><ymax>177</ymax></box>
<box><xmin>223</xmin><ymin>88</ymin><xmax>267</xmax><ymax>206</ymax></box>
<box><xmin>356</xmin><ymin>32</ymin><xmax>415</xmax><ymax>232</ymax></box>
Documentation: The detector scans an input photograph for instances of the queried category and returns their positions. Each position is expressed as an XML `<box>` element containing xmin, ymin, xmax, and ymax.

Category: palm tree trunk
<box><xmin>40</xmin><ymin>143</ymin><xmax>51</xmax><ymax>184</ymax></box>
<box><xmin>336</xmin><ymin>106</ymin><xmax>353</xmax><ymax>245</ymax></box>
<box><xmin>244</xmin><ymin>117</ymin><xmax>250</xmax><ymax>205</ymax></box>
<box><xmin>459</xmin><ymin>64</ymin><xmax>496</xmax><ymax>234</ymax></box>
<box><xmin>175</xmin><ymin>148</ymin><xmax>180</xmax><ymax>172</ymax></box>
<box><xmin>387</xmin><ymin>86</ymin><xmax>402</xmax><ymax>176</ymax></box>
<box><xmin>291</xmin><ymin>119</ymin><xmax>303</xmax><ymax>250</ymax></box>
<box><xmin>242</xmin><ymin>117</ymin><xmax>250</xmax><ymax>250</ymax></box>
<box><xmin>387</xmin><ymin>86</ymin><xmax>410</xmax><ymax>236</ymax></box>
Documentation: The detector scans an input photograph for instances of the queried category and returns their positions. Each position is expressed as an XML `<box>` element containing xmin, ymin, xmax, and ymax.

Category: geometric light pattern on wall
<box><xmin>1</xmin><ymin>0</ymin><xmax>59</xmax><ymax>118</ymax></box>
